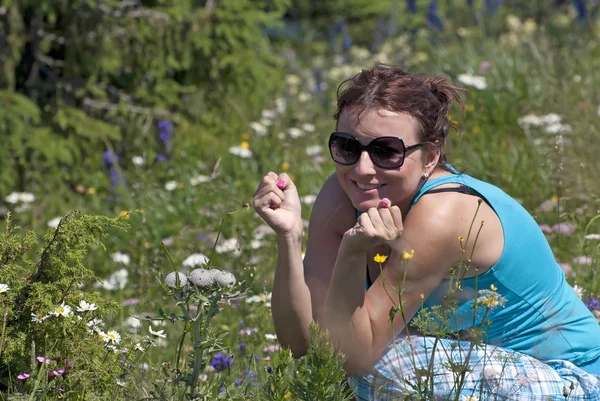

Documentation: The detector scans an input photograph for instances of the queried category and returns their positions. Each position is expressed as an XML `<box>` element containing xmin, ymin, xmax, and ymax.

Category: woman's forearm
<box><xmin>271</xmin><ymin>233</ymin><xmax>313</xmax><ymax>357</ymax></box>
<box><xmin>322</xmin><ymin>244</ymin><xmax>375</xmax><ymax>374</ymax></box>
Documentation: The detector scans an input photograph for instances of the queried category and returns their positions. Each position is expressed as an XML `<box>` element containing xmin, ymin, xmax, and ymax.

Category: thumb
<box><xmin>276</xmin><ymin>173</ymin><xmax>297</xmax><ymax>193</ymax></box>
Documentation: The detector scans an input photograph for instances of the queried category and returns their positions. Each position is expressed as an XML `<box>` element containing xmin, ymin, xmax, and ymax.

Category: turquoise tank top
<box><xmin>362</xmin><ymin>171</ymin><xmax>600</xmax><ymax>373</ymax></box>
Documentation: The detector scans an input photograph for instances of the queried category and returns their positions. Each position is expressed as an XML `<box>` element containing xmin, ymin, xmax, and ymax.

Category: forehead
<box><xmin>337</xmin><ymin>107</ymin><xmax>420</xmax><ymax>141</ymax></box>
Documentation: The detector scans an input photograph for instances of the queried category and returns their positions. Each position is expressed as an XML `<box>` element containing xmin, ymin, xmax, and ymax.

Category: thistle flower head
<box><xmin>164</xmin><ymin>272</ymin><xmax>188</xmax><ymax>289</ymax></box>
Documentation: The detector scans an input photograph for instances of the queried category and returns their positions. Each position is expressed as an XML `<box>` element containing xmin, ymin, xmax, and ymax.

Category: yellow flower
<box><xmin>402</xmin><ymin>250</ymin><xmax>415</xmax><ymax>260</ymax></box>
<box><xmin>144</xmin><ymin>241</ymin><xmax>150</xmax><ymax>249</ymax></box>
<box><xmin>242</xmin><ymin>132</ymin><xmax>250</xmax><ymax>140</ymax></box>
<box><xmin>283</xmin><ymin>392</ymin><xmax>292</xmax><ymax>399</ymax></box>
<box><xmin>458</xmin><ymin>236</ymin><xmax>464</xmax><ymax>242</ymax></box>
<box><xmin>87</xmin><ymin>187</ymin><xmax>96</xmax><ymax>195</ymax></box>
<box><xmin>472</xmin><ymin>125</ymin><xmax>480</xmax><ymax>134</ymax></box>
<box><xmin>119</xmin><ymin>211</ymin><xmax>130</xmax><ymax>220</ymax></box>
<box><xmin>240</xmin><ymin>141</ymin><xmax>250</xmax><ymax>149</ymax></box>
<box><xmin>281</xmin><ymin>162</ymin><xmax>290</xmax><ymax>171</ymax></box>
<box><xmin>373</xmin><ymin>254</ymin><xmax>388</xmax><ymax>263</ymax></box>
<box><xmin>482</xmin><ymin>298</ymin><xmax>499</xmax><ymax>308</ymax></box>
<box><xmin>420</xmin><ymin>293</ymin><xmax>424</xmax><ymax>300</ymax></box>
<box><xmin>491</xmin><ymin>284</ymin><xmax>498</xmax><ymax>291</ymax></box>
<box><xmin>551</xmin><ymin>195</ymin><xmax>559</xmax><ymax>202</ymax></box>
<box><xmin>466</xmin><ymin>104</ymin><xmax>475</xmax><ymax>112</ymax></box>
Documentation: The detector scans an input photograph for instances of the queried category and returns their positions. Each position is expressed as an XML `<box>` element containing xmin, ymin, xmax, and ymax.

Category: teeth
<box><xmin>356</xmin><ymin>183</ymin><xmax>383</xmax><ymax>190</ymax></box>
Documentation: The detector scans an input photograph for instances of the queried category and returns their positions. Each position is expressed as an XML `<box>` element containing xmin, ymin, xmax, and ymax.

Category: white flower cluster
<box><xmin>457</xmin><ymin>73</ymin><xmax>487</xmax><ymax>90</ymax></box>
<box><xmin>517</xmin><ymin>113</ymin><xmax>572</xmax><ymax>135</ymax></box>
<box><xmin>94</xmin><ymin>268</ymin><xmax>129</xmax><ymax>290</ymax></box>
<box><xmin>5</xmin><ymin>192</ymin><xmax>35</xmax><ymax>204</ymax></box>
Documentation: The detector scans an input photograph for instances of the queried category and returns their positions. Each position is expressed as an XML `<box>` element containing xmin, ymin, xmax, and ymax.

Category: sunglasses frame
<box><xmin>328</xmin><ymin>132</ymin><xmax>424</xmax><ymax>169</ymax></box>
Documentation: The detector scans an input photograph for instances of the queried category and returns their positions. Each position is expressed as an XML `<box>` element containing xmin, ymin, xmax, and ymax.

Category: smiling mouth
<box><xmin>354</xmin><ymin>181</ymin><xmax>385</xmax><ymax>190</ymax></box>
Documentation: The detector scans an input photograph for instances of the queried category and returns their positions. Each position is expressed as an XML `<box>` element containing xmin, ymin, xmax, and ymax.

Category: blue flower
<box><xmin>585</xmin><ymin>298</ymin><xmax>599</xmax><ymax>311</ymax></box>
<box><xmin>103</xmin><ymin>150</ymin><xmax>119</xmax><ymax>166</ymax></box>
<box><xmin>237</xmin><ymin>343</ymin><xmax>246</xmax><ymax>352</ymax></box>
<box><xmin>210</xmin><ymin>353</ymin><xmax>233</xmax><ymax>371</ymax></box>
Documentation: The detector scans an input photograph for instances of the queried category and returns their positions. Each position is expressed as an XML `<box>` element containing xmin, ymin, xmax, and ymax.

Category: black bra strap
<box><xmin>423</xmin><ymin>185</ymin><xmax>493</xmax><ymax>209</ymax></box>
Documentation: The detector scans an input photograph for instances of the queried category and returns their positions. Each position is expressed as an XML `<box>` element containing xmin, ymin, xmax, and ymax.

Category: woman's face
<box><xmin>334</xmin><ymin>107</ymin><xmax>432</xmax><ymax>212</ymax></box>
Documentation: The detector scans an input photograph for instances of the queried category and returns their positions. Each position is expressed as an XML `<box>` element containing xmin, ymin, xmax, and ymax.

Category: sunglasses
<box><xmin>328</xmin><ymin>132</ymin><xmax>424</xmax><ymax>169</ymax></box>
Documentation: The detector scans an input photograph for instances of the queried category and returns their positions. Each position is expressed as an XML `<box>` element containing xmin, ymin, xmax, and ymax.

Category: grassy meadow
<box><xmin>2</xmin><ymin>2</ymin><xmax>600</xmax><ymax>400</ymax></box>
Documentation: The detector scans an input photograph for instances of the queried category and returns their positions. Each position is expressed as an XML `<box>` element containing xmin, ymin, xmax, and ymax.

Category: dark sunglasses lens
<box><xmin>329</xmin><ymin>134</ymin><xmax>361</xmax><ymax>164</ymax></box>
<box><xmin>369</xmin><ymin>137</ymin><xmax>405</xmax><ymax>168</ymax></box>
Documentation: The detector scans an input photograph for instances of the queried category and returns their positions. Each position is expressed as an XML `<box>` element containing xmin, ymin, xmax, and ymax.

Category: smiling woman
<box><xmin>252</xmin><ymin>64</ymin><xmax>600</xmax><ymax>400</ymax></box>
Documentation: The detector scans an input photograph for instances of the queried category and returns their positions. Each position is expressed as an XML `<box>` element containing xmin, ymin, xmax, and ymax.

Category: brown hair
<box><xmin>333</xmin><ymin>64</ymin><xmax>466</xmax><ymax>171</ymax></box>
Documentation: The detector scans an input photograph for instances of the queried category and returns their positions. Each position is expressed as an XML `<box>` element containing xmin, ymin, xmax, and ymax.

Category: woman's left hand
<box><xmin>341</xmin><ymin>198</ymin><xmax>404</xmax><ymax>254</ymax></box>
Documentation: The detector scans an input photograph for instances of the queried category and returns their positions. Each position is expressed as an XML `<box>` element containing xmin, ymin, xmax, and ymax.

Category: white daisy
<box><xmin>31</xmin><ymin>312</ymin><xmax>49</xmax><ymax>323</ymax></box>
<box><xmin>5</xmin><ymin>192</ymin><xmax>20</xmax><ymax>204</ymax></box>
<box><xmin>149</xmin><ymin>326</ymin><xmax>167</xmax><ymax>338</ymax></box>
<box><xmin>164</xmin><ymin>181</ymin><xmax>178</xmax><ymax>191</ymax></box>
<box><xmin>110</xmin><ymin>252</ymin><xmax>130</xmax><ymax>265</ymax></box>
<box><xmin>228</xmin><ymin>145</ymin><xmax>253</xmax><ymax>158</ymax></box>
<box><xmin>0</xmin><ymin>283</ymin><xmax>9</xmax><ymax>293</ymax></box>
<box><xmin>182</xmin><ymin>253</ymin><xmax>210</xmax><ymax>268</ymax></box>
<box><xmin>584</xmin><ymin>234</ymin><xmax>600</xmax><ymax>240</ymax></box>
<box><xmin>301</xmin><ymin>123</ymin><xmax>316</xmax><ymax>132</ymax></box>
<box><xmin>457</xmin><ymin>73</ymin><xmax>487</xmax><ymax>90</ymax></box>
<box><xmin>76</xmin><ymin>300</ymin><xmax>98</xmax><ymax>312</ymax></box>
<box><xmin>189</xmin><ymin>175</ymin><xmax>211</xmax><ymax>186</ymax></box>
<box><xmin>101</xmin><ymin>330</ymin><xmax>121</xmax><ymax>344</ymax></box>
<box><xmin>572</xmin><ymin>284</ymin><xmax>584</xmax><ymax>299</ymax></box>
<box><xmin>47</xmin><ymin>217</ymin><xmax>62</xmax><ymax>229</ymax></box>
<box><xmin>132</xmin><ymin>156</ymin><xmax>145</xmax><ymax>166</ymax></box>
<box><xmin>265</xmin><ymin>333</ymin><xmax>278</xmax><ymax>341</ymax></box>
<box><xmin>52</xmin><ymin>303</ymin><xmax>72</xmax><ymax>317</ymax></box>
<box><xmin>305</xmin><ymin>145</ymin><xmax>323</xmax><ymax>156</ymax></box>
<box><xmin>288</xmin><ymin>128</ymin><xmax>304</xmax><ymax>138</ymax></box>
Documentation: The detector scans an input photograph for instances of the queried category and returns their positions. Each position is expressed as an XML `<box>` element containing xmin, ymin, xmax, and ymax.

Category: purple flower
<box><xmin>585</xmin><ymin>298</ymin><xmax>599</xmax><ymax>311</ymax></box>
<box><xmin>17</xmin><ymin>373</ymin><xmax>30</xmax><ymax>380</ymax></box>
<box><xmin>551</xmin><ymin>222</ymin><xmax>577</xmax><ymax>236</ymax></box>
<box><xmin>157</xmin><ymin>120</ymin><xmax>174</xmax><ymax>149</ymax></box>
<box><xmin>237</xmin><ymin>343</ymin><xmax>246</xmax><ymax>352</ymax></box>
<box><xmin>573</xmin><ymin>256</ymin><xmax>593</xmax><ymax>265</ymax></box>
<box><xmin>103</xmin><ymin>150</ymin><xmax>119</xmax><ymax>166</ymax></box>
<box><xmin>123</xmin><ymin>298</ymin><xmax>140</xmax><ymax>307</ymax></box>
<box><xmin>253</xmin><ymin>354</ymin><xmax>260</xmax><ymax>362</ymax></box>
<box><xmin>210</xmin><ymin>353</ymin><xmax>233</xmax><ymax>372</ymax></box>
<box><xmin>36</xmin><ymin>356</ymin><xmax>52</xmax><ymax>365</ymax></box>
<box><xmin>234</xmin><ymin>377</ymin><xmax>244</xmax><ymax>386</ymax></box>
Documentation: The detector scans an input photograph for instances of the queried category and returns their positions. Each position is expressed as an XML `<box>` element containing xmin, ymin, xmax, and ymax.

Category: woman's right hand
<box><xmin>253</xmin><ymin>172</ymin><xmax>303</xmax><ymax>238</ymax></box>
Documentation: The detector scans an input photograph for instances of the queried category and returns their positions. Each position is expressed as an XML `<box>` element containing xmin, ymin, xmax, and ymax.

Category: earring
<box><xmin>422</xmin><ymin>172</ymin><xmax>430</xmax><ymax>180</ymax></box>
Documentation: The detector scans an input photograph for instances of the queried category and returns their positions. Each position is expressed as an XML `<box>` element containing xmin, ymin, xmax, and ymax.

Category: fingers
<box><xmin>358</xmin><ymin>199</ymin><xmax>403</xmax><ymax>241</ymax></box>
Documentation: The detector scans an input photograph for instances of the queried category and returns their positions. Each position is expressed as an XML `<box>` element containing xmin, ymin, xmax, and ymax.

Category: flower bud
<box><xmin>188</xmin><ymin>268</ymin><xmax>217</xmax><ymax>289</ymax></box>
<box><xmin>164</xmin><ymin>272</ymin><xmax>188</xmax><ymax>289</ymax></box>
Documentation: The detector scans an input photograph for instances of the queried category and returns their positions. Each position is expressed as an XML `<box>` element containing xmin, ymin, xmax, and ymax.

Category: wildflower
<box><xmin>585</xmin><ymin>234</ymin><xmax>600</xmax><ymax>240</ymax></box>
<box><xmin>239</xmin><ymin>327</ymin><xmax>259</xmax><ymax>336</ymax></box>
<box><xmin>87</xmin><ymin>318</ymin><xmax>104</xmax><ymax>333</ymax></box>
<box><xmin>132</xmin><ymin>156</ymin><xmax>145</xmax><ymax>166</ymax></box>
<box><xmin>246</xmin><ymin>292</ymin><xmax>272</xmax><ymax>305</ymax></box>
<box><xmin>402</xmin><ymin>250</ymin><xmax>415</xmax><ymax>260</ymax></box>
<box><xmin>281</xmin><ymin>162</ymin><xmax>290</xmax><ymax>171</ymax></box>
<box><xmin>301</xmin><ymin>194</ymin><xmax>317</xmax><ymax>205</ymax></box>
<box><xmin>265</xmin><ymin>333</ymin><xmax>277</xmax><ymax>341</ymax></box>
<box><xmin>573</xmin><ymin>256</ymin><xmax>592</xmax><ymax>265</ymax></box>
<box><xmin>374</xmin><ymin>254</ymin><xmax>388</xmax><ymax>263</ymax></box>
<box><xmin>288</xmin><ymin>128</ymin><xmax>304</xmax><ymax>138</ymax></box>
<box><xmin>182</xmin><ymin>253</ymin><xmax>210</xmax><ymax>268</ymax></box>
<box><xmin>459</xmin><ymin>396</ymin><xmax>479</xmax><ymax>401</ymax></box>
<box><xmin>237</xmin><ymin>343</ymin><xmax>246</xmax><ymax>351</ymax></box>
<box><xmin>100</xmin><ymin>330</ymin><xmax>121</xmax><ymax>344</ymax></box>
<box><xmin>52</xmin><ymin>303</ymin><xmax>72</xmax><ymax>317</ymax></box>
<box><xmin>149</xmin><ymin>326</ymin><xmax>167</xmax><ymax>338</ymax></box>
<box><xmin>76</xmin><ymin>300</ymin><xmax>98</xmax><ymax>312</ymax></box>
<box><xmin>210</xmin><ymin>353</ymin><xmax>234</xmax><ymax>371</ymax></box>
<box><xmin>490</xmin><ymin>284</ymin><xmax>498</xmax><ymax>291</ymax></box>
<box><xmin>110</xmin><ymin>252</ymin><xmax>130</xmax><ymax>265</ymax></box>
<box><xmin>551</xmin><ymin>222</ymin><xmax>576</xmax><ymax>236</ymax></box>
<box><xmin>229</xmin><ymin>142</ymin><xmax>253</xmax><ymax>158</ymax></box>
<box><xmin>87</xmin><ymin>187</ymin><xmax>96</xmax><ymax>195</ymax></box>
<box><xmin>0</xmin><ymin>283</ymin><xmax>9</xmax><ymax>293</ymax></box>
<box><xmin>47</xmin><ymin>217</ymin><xmax>62</xmax><ymax>229</ymax></box>
<box><xmin>572</xmin><ymin>285</ymin><xmax>584</xmax><ymax>299</ymax></box>
<box><xmin>476</xmin><ymin>289</ymin><xmax>507</xmax><ymax>310</ymax></box>
<box><xmin>457</xmin><ymin>73</ymin><xmax>487</xmax><ymax>90</ymax></box>
<box><xmin>17</xmin><ymin>373</ymin><xmax>30</xmax><ymax>381</ymax></box>
<box><xmin>36</xmin><ymin>356</ymin><xmax>52</xmax><ymax>365</ymax></box>
<box><xmin>164</xmin><ymin>181</ymin><xmax>178</xmax><ymax>191</ymax></box>
<box><xmin>263</xmin><ymin>344</ymin><xmax>281</xmax><ymax>353</ymax></box>
<box><xmin>5</xmin><ymin>192</ymin><xmax>35</xmax><ymax>204</ymax></box>
<box><xmin>302</xmin><ymin>123</ymin><xmax>316</xmax><ymax>132</ymax></box>
<box><xmin>189</xmin><ymin>175</ymin><xmax>211</xmax><ymax>186</ymax></box>
<box><xmin>305</xmin><ymin>145</ymin><xmax>323</xmax><ymax>156</ymax></box>
<box><xmin>284</xmin><ymin>392</ymin><xmax>292</xmax><ymax>399</ymax></box>
<box><xmin>585</xmin><ymin>298</ymin><xmax>599</xmax><ymax>312</ymax></box>
<box><xmin>215</xmin><ymin>238</ymin><xmax>240</xmax><ymax>254</ymax></box>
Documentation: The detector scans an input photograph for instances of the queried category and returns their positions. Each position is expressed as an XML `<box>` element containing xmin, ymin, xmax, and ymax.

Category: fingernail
<box><xmin>380</xmin><ymin>198</ymin><xmax>390</xmax><ymax>207</ymax></box>
<box><xmin>276</xmin><ymin>180</ymin><xmax>285</xmax><ymax>189</ymax></box>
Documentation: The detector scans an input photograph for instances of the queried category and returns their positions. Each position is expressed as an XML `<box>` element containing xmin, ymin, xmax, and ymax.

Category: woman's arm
<box><xmin>271</xmin><ymin>173</ymin><xmax>355</xmax><ymax>357</ymax></box>
<box><xmin>321</xmin><ymin>196</ymin><xmax>467</xmax><ymax>375</ymax></box>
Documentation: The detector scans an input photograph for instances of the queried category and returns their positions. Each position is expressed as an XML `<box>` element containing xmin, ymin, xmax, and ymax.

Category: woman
<box><xmin>252</xmin><ymin>64</ymin><xmax>600</xmax><ymax>400</ymax></box>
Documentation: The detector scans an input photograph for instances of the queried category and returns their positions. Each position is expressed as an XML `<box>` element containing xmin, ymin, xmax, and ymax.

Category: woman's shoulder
<box><xmin>309</xmin><ymin>172</ymin><xmax>355</xmax><ymax>236</ymax></box>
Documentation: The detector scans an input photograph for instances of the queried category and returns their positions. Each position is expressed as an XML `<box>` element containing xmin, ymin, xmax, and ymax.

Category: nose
<box><xmin>353</xmin><ymin>151</ymin><xmax>377</xmax><ymax>175</ymax></box>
